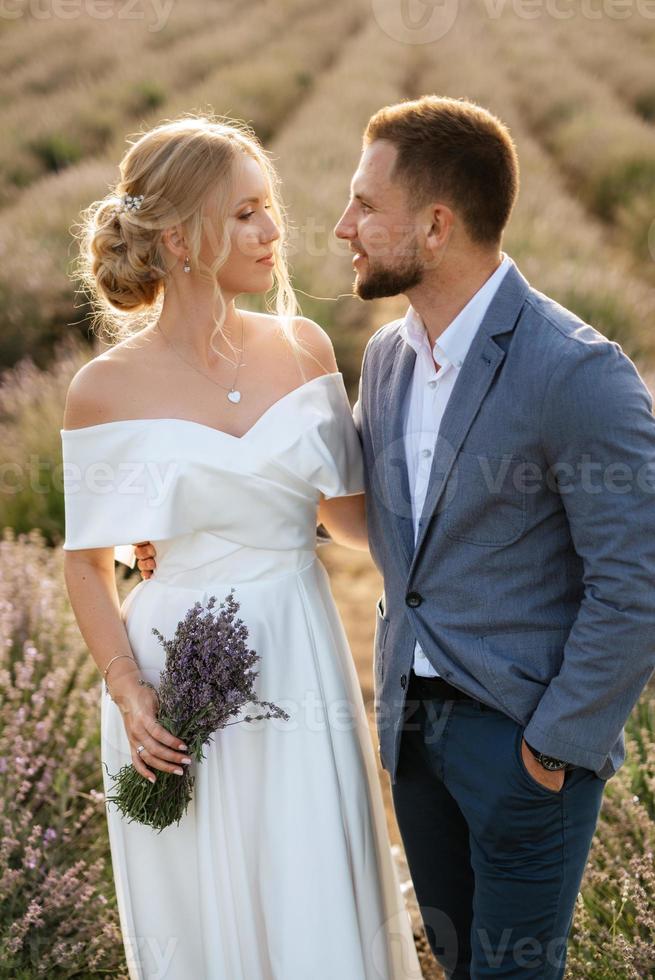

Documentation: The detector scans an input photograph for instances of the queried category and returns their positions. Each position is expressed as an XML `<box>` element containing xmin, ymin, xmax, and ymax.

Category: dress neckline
<box><xmin>60</xmin><ymin>371</ymin><xmax>343</xmax><ymax>443</ymax></box>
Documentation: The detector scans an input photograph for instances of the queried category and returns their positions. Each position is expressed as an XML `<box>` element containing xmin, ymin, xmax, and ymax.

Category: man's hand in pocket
<box><xmin>521</xmin><ymin>738</ymin><xmax>566</xmax><ymax>792</ymax></box>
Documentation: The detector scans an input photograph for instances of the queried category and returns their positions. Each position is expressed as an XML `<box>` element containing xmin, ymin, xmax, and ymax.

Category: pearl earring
<box><xmin>183</xmin><ymin>255</ymin><xmax>191</xmax><ymax>273</ymax></box>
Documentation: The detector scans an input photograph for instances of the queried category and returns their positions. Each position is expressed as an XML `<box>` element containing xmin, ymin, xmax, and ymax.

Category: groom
<box><xmin>333</xmin><ymin>96</ymin><xmax>655</xmax><ymax>979</ymax></box>
<box><xmin>130</xmin><ymin>96</ymin><xmax>655</xmax><ymax>978</ymax></box>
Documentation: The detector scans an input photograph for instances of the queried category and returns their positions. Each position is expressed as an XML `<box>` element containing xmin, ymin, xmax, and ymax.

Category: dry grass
<box><xmin>550</xmin><ymin>16</ymin><xmax>655</xmax><ymax>124</ymax></box>
<box><xmin>1</xmin><ymin>0</ymin><xmax>654</xmax><ymax>381</ymax></box>
<box><xmin>269</xmin><ymin>0</ymin><xmax>423</xmax><ymax>380</ymax></box>
<box><xmin>0</xmin><ymin>0</ymin><xmax>379</xmax><ymax>373</ymax></box>
<box><xmin>484</xmin><ymin>1</ymin><xmax>655</xmax><ymax>278</ymax></box>
<box><xmin>409</xmin><ymin>0</ymin><xmax>655</xmax><ymax>370</ymax></box>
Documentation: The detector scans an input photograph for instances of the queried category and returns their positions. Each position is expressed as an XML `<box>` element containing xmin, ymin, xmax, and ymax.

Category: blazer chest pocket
<box><xmin>443</xmin><ymin>451</ymin><xmax>527</xmax><ymax>547</ymax></box>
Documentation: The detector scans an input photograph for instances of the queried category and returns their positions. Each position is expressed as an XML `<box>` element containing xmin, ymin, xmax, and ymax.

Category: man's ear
<box><xmin>424</xmin><ymin>203</ymin><xmax>454</xmax><ymax>255</ymax></box>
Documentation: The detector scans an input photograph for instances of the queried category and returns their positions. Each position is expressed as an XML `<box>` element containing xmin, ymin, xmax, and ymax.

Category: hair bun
<box><xmin>87</xmin><ymin>199</ymin><xmax>165</xmax><ymax>312</ymax></box>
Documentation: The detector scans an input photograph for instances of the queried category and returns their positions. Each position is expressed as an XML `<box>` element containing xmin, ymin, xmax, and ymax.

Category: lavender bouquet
<box><xmin>104</xmin><ymin>591</ymin><xmax>289</xmax><ymax>832</ymax></box>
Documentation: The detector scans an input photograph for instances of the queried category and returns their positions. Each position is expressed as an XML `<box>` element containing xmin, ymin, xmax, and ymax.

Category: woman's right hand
<box><xmin>115</xmin><ymin>683</ymin><xmax>192</xmax><ymax>782</ymax></box>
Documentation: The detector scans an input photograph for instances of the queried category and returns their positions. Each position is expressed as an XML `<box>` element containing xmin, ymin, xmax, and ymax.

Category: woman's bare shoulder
<box><xmin>63</xmin><ymin>330</ymin><xmax>155</xmax><ymax>430</ymax></box>
<box><xmin>293</xmin><ymin>317</ymin><xmax>339</xmax><ymax>380</ymax></box>
<box><xmin>247</xmin><ymin>311</ymin><xmax>338</xmax><ymax>380</ymax></box>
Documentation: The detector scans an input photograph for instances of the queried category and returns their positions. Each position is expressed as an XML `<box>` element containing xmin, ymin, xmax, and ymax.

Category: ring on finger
<box><xmin>136</xmin><ymin>744</ymin><xmax>145</xmax><ymax>755</ymax></box>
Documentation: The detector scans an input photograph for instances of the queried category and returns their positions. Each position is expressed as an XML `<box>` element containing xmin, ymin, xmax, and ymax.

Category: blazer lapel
<box><xmin>380</xmin><ymin>335</ymin><xmax>416</xmax><ymax>568</ymax></box>
<box><xmin>409</xmin><ymin>262</ymin><xmax>531</xmax><ymax>573</ymax></box>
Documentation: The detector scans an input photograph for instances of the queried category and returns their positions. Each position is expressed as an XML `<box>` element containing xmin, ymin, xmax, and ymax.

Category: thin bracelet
<box><xmin>103</xmin><ymin>653</ymin><xmax>137</xmax><ymax>681</ymax></box>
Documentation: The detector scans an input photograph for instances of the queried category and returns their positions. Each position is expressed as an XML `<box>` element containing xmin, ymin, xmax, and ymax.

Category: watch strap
<box><xmin>524</xmin><ymin>739</ymin><xmax>569</xmax><ymax>771</ymax></box>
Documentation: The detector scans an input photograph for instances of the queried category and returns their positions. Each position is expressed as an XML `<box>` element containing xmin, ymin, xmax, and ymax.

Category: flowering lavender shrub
<box><xmin>566</xmin><ymin>693</ymin><xmax>655</xmax><ymax>978</ymax></box>
<box><xmin>104</xmin><ymin>591</ymin><xmax>290</xmax><ymax>832</ymax></box>
<box><xmin>0</xmin><ymin>527</ymin><xmax>127</xmax><ymax>976</ymax></box>
<box><xmin>0</xmin><ymin>336</ymin><xmax>91</xmax><ymax>541</ymax></box>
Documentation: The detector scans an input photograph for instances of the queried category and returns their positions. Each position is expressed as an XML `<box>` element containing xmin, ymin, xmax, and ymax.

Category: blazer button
<box><xmin>406</xmin><ymin>591</ymin><xmax>422</xmax><ymax>608</ymax></box>
<box><xmin>400</xmin><ymin>674</ymin><xmax>407</xmax><ymax>689</ymax></box>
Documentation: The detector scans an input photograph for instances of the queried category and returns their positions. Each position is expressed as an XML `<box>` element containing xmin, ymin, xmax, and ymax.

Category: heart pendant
<box><xmin>227</xmin><ymin>390</ymin><xmax>241</xmax><ymax>404</ymax></box>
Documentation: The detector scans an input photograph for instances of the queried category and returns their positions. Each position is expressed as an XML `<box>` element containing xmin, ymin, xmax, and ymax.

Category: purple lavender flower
<box><xmin>104</xmin><ymin>591</ymin><xmax>290</xmax><ymax>831</ymax></box>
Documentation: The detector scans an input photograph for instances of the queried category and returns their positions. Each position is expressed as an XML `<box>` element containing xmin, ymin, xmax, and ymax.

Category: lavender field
<box><xmin>0</xmin><ymin>1</ymin><xmax>654</xmax><ymax>976</ymax></box>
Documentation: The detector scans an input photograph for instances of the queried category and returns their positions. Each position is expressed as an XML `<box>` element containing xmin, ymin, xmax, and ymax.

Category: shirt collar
<box><xmin>400</xmin><ymin>252</ymin><xmax>512</xmax><ymax>370</ymax></box>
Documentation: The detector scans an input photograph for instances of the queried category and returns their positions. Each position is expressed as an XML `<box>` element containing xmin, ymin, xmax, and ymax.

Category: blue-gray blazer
<box><xmin>354</xmin><ymin>258</ymin><xmax>655</xmax><ymax>784</ymax></box>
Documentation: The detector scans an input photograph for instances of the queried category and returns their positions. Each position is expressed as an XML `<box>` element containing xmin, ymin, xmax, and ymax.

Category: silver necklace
<box><xmin>155</xmin><ymin>313</ymin><xmax>245</xmax><ymax>404</ymax></box>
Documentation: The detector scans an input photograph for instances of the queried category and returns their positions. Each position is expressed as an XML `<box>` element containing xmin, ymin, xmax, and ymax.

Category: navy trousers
<box><xmin>391</xmin><ymin>670</ymin><xmax>606</xmax><ymax>979</ymax></box>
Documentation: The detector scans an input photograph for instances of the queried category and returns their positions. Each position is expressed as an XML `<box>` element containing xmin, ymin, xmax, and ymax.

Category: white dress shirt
<box><xmin>401</xmin><ymin>253</ymin><xmax>512</xmax><ymax>677</ymax></box>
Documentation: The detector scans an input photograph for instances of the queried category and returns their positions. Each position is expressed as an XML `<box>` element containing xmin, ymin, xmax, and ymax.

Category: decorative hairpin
<box><xmin>112</xmin><ymin>193</ymin><xmax>144</xmax><ymax>216</ymax></box>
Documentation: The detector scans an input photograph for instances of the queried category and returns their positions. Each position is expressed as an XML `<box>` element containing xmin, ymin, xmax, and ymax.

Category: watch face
<box><xmin>539</xmin><ymin>755</ymin><xmax>567</xmax><ymax>771</ymax></box>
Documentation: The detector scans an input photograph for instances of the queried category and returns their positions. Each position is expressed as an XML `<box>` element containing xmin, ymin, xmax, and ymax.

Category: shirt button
<box><xmin>421</xmin><ymin>448</ymin><xmax>432</xmax><ymax>458</ymax></box>
<box><xmin>428</xmin><ymin>380</ymin><xmax>437</xmax><ymax>389</ymax></box>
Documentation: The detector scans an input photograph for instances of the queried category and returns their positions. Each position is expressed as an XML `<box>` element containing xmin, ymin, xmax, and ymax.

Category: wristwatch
<box><xmin>523</xmin><ymin>739</ymin><xmax>569</xmax><ymax>771</ymax></box>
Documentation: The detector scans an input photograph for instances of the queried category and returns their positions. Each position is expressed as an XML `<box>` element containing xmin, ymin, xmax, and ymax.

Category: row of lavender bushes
<box><xmin>0</xmin><ymin>342</ymin><xmax>653</xmax><ymax>977</ymax></box>
<box><xmin>0</xmin><ymin>527</ymin><xmax>129</xmax><ymax>977</ymax></box>
<box><xmin>0</xmin><ymin>340</ymin><xmax>137</xmax><ymax>976</ymax></box>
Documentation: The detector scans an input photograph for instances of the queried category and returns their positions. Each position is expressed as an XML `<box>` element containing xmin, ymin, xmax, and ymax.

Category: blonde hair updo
<box><xmin>72</xmin><ymin>112</ymin><xmax>299</xmax><ymax>360</ymax></box>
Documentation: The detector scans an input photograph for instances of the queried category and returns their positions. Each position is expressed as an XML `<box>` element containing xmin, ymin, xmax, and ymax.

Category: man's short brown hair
<box><xmin>364</xmin><ymin>95</ymin><xmax>519</xmax><ymax>245</ymax></box>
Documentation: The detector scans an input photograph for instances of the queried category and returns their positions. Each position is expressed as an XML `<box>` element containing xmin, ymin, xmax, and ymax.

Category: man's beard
<box><xmin>354</xmin><ymin>246</ymin><xmax>424</xmax><ymax>300</ymax></box>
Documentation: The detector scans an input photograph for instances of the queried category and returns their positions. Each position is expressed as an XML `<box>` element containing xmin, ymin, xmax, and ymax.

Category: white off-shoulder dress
<box><xmin>60</xmin><ymin>372</ymin><xmax>421</xmax><ymax>980</ymax></box>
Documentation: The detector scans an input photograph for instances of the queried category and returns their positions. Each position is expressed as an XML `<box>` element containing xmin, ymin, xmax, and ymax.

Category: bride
<box><xmin>61</xmin><ymin>114</ymin><xmax>421</xmax><ymax>979</ymax></box>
